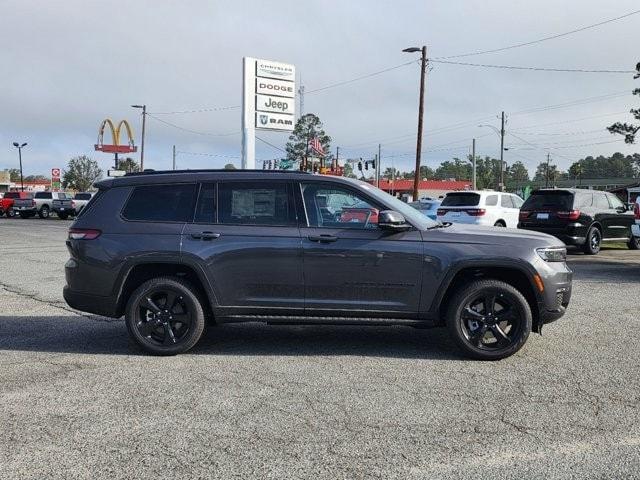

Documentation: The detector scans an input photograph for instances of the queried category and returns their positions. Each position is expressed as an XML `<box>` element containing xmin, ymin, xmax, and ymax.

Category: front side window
<box><xmin>35</xmin><ymin>192</ymin><xmax>52</xmax><ymax>199</ymax></box>
<box><xmin>511</xmin><ymin>195</ymin><xmax>524</xmax><ymax>208</ymax></box>
<box><xmin>302</xmin><ymin>183</ymin><xmax>380</xmax><ymax>229</ymax></box>
<box><xmin>194</xmin><ymin>183</ymin><xmax>216</xmax><ymax>223</ymax></box>
<box><xmin>218</xmin><ymin>182</ymin><xmax>294</xmax><ymax>226</ymax></box>
<box><xmin>122</xmin><ymin>184</ymin><xmax>197</xmax><ymax>222</ymax></box>
<box><xmin>607</xmin><ymin>194</ymin><xmax>625</xmax><ymax>210</ymax></box>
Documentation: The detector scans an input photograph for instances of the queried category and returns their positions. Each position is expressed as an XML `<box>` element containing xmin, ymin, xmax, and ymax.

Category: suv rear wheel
<box><xmin>583</xmin><ymin>226</ymin><xmax>601</xmax><ymax>255</ymax></box>
<box><xmin>125</xmin><ymin>277</ymin><xmax>206</xmax><ymax>355</ymax></box>
<box><xmin>446</xmin><ymin>279</ymin><xmax>532</xmax><ymax>360</ymax></box>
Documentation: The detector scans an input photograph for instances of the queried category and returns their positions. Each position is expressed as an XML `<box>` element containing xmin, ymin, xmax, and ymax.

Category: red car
<box><xmin>0</xmin><ymin>191</ymin><xmax>32</xmax><ymax>218</ymax></box>
<box><xmin>339</xmin><ymin>202</ymin><xmax>379</xmax><ymax>225</ymax></box>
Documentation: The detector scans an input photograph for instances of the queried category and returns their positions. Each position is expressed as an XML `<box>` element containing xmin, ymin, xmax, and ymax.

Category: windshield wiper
<box><xmin>427</xmin><ymin>221</ymin><xmax>452</xmax><ymax>230</ymax></box>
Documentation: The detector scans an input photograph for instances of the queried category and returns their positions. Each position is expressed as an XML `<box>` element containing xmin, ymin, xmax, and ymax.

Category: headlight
<box><xmin>536</xmin><ymin>246</ymin><xmax>567</xmax><ymax>262</ymax></box>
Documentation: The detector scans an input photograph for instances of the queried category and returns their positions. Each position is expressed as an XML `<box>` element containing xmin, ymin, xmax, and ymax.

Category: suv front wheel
<box><xmin>125</xmin><ymin>277</ymin><xmax>206</xmax><ymax>355</ymax></box>
<box><xmin>446</xmin><ymin>279</ymin><xmax>532</xmax><ymax>360</ymax></box>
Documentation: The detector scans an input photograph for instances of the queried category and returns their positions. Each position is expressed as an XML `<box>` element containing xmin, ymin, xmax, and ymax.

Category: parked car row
<box><xmin>0</xmin><ymin>191</ymin><xmax>94</xmax><ymax>219</ymax></box>
<box><xmin>412</xmin><ymin>188</ymin><xmax>638</xmax><ymax>255</ymax></box>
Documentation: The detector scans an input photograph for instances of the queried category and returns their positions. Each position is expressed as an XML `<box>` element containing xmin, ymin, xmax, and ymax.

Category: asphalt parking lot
<box><xmin>1</xmin><ymin>218</ymin><xmax>639</xmax><ymax>479</ymax></box>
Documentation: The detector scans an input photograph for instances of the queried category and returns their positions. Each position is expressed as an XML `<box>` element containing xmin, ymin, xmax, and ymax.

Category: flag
<box><xmin>309</xmin><ymin>137</ymin><xmax>325</xmax><ymax>156</ymax></box>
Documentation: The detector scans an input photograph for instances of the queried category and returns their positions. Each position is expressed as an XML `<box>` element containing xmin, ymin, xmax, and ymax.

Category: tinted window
<box><xmin>441</xmin><ymin>192</ymin><xmax>480</xmax><ymax>207</ymax></box>
<box><xmin>302</xmin><ymin>183</ymin><xmax>381</xmax><ymax>229</ymax></box>
<box><xmin>35</xmin><ymin>192</ymin><xmax>52</xmax><ymax>199</ymax></box>
<box><xmin>194</xmin><ymin>183</ymin><xmax>216</xmax><ymax>223</ymax></box>
<box><xmin>58</xmin><ymin>193</ymin><xmax>68</xmax><ymax>199</ymax></box>
<box><xmin>76</xmin><ymin>190</ymin><xmax>103</xmax><ymax>219</ymax></box>
<box><xmin>594</xmin><ymin>193</ymin><xmax>610</xmax><ymax>210</ymax></box>
<box><xmin>522</xmin><ymin>191</ymin><xmax>573</xmax><ymax>210</ymax></box>
<box><xmin>74</xmin><ymin>193</ymin><xmax>92</xmax><ymax>200</ymax></box>
<box><xmin>218</xmin><ymin>182</ymin><xmax>294</xmax><ymax>226</ymax></box>
<box><xmin>122</xmin><ymin>184</ymin><xmax>197</xmax><ymax>222</ymax></box>
<box><xmin>500</xmin><ymin>195</ymin><xmax>513</xmax><ymax>208</ymax></box>
<box><xmin>485</xmin><ymin>195</ymin><xmax>498</xmax><ymax>206</ymax></box>
<box><xmin>4</xmin><ymin>192</ymin><xmax>19</xmax><ymax>199</ymax></box>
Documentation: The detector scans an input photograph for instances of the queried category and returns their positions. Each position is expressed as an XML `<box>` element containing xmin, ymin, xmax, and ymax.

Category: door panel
<box><xmin>181</xmin><ymin>181</ymin><xmax>304</xmax><ymax>314</ymax></box>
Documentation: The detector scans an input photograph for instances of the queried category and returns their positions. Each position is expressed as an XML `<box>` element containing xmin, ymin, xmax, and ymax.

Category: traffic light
<box><xmin>274</xmin><ymin>160</ymin><xmax>279</xmax><ymax>169</ymax></box>
<box><xmin>358</xmin><ymin>162</ymin><xmax>363</xmax><ymax>171</ymax></box>
<box><xmin>262</xmin><ymin>160</ymin><xmax>266</xmax><ymax>170</ymax></box>
<box><xmin>371</xmin><ymin>159</ymin><xmax>376</xmax><ymax>169</ymax></box>
<box><xmin>365</xmin><ymin>161</ymin><xmax>368</xmax><ymax>170</ymax></box>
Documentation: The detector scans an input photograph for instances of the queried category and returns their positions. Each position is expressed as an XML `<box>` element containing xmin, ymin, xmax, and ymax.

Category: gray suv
<box><xmin>63</xmin><ymin>170</ymin><xmax>572</xmax><ymax>360</ymax></box>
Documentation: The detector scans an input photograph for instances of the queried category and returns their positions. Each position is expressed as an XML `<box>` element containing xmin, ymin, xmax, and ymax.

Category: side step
<box><xmin>221</xmin><ymin>314</ymin><xmax>432</xmax><ymax>327</ymax></box>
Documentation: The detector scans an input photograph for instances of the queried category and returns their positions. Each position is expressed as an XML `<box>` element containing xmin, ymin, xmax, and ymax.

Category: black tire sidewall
<box><xmin>125</xmin><ymin>277</ymin><xmax>206</xmax><ymax>356</ymax></box>
<box><xmin>446</xmin><ymin>279</ymin><xmax>532</xmax><ymax>360</ymax></box>
<box><xmin>628</xmin><ymin>236</ymin><xmax>640</xmax><ymax>250</ymax></box>
<box><xmin>583</xmin><ymin>226</ymin><xmax>601</xmax><ymax>255</ymax></box>
<box><xmin>39</xmin><ymin>206</ymin><xmax>50</xmax><ymax>219</ymax></box>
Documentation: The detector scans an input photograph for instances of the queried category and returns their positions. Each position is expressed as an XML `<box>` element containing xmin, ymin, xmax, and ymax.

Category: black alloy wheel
<box><xmin>126</xmin><ymin>277</ymin><xmax>205</xmax><ymax>355</ymax></box>
<box><xmin>583</xmin><ymin>226</ymin><xmax>601</xmax><ymax>255</ymax></box>
<box><xmin>6</xmin><ymin>208</ymin><xmax>16</xmax><ymax>218</ymax></box>
<box><xmin>446</xmin><ymin>279</ymin><xmax>532</xmax><ymax>360</ymax></box>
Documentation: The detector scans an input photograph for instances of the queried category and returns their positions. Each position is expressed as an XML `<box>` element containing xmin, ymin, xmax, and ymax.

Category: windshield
<box><xmin>441</xmin><ymin>192</ymin><xmax>480</xmax><ymax>207</ymax></box>
<box><xmin>345</xmin><ymin>179</ymin><xmax>437</xmax><ymax>229</ymax></box>
<box><xmin>4</xmin><ymin>192</ymin><xmax>20</xmax><ymax>199</ymax></box>
<box><xmin>74</xmin><ymin>193</ymin><xmax>92</xmax><ymax>200</ymax></box>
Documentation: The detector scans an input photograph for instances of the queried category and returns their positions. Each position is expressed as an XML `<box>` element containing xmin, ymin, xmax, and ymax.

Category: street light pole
<box><xmin>131</xmin><ymin>104</ymin><xmax>147</xmax><ymax>171</ymax></box>
<box><xmin>403</xmin><ymin>45</ymin><xmax>428</xmax><ymax>201</ymax></box>
<box><xmin>500</xmin><ymin>111</ymin><xmax>505</xmax><ymax>191</ymax></box>
<box><xmin>12</xmin><ymin>142</ymin><xmax>27</xmax><ymax>192</ymax></box>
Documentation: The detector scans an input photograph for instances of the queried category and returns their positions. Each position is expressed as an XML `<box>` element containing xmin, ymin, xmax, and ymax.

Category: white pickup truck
<box><xmin>71</xmin><ymin>192</ymin><xmax>94</xmax><ymax>215</ymax></box>
<box><xmin>14</xmin><ymin>191</ymin><xmax>70</xmax><ymax>219</ymax></box>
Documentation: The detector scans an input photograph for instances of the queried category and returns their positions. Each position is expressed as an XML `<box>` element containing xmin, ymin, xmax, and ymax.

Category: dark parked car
<box><xmin>64</xmin><ymin>170</ymin><xmax>572</xmax><ymax>360</ymax></box>
<box><xmin>518</xmin><ymin>188</ymin><xmax>637</xmax><ymax>254</ymax></box>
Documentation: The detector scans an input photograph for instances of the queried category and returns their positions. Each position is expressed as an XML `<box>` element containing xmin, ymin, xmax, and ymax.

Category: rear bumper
<box><xmin>14</xmin><ymin>206</ymin><xmax>36</xmax><ymax>214</ymax></box>
<box><xmin>63</xmin><ymin>286</ymin><xmax>120</xmax><ymax>318</ymax></box>
<box><xmin>518</xmin><ymin>224</ymin><xmax>586</xmax><ymax>246</ymax></box>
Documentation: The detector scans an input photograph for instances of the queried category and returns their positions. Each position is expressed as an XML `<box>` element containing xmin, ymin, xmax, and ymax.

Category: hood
<box><xmin>427</xmin><ymin>223</ymin><xmax>565</xmax><ymax>247</ymax></box>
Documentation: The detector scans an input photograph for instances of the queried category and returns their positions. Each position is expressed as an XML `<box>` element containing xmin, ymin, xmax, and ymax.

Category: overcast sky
<box><xmin>1</xmin><ymin>0</ymin><xmax>639</xmax><ymax>178</ymax></box>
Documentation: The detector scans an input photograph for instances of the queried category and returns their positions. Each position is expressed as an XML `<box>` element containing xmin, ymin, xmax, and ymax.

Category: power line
<box><xmin>147</xmin><ymin>114</ymin><xmax>240</xmax><ymax>137</ymax></box>
<box><xmin>305</xmin><ymin>61</ymin><xmax>416</xmax><ymax>94</ymax></box>
<box><xmin>150</xmin><ymin>105</ymin><xmax>240</xmax><ymax>115</ymax></box>
<box><xmin>256</xmin><ymin>136</ymin><xmax>286</xmax><ymax>152</ymax></box>
<box><xmin>511</xmin><ymin>111</ymin><xmax>629</xmax><ymax>130</ymax></box>
<box><xmin>430</xmin><ymin>59</ymin><xmax>634</xmax><ymax>74</ymax></box>
<box><xmin>436</xmin><ymin>9</ymin><xmax>640</xmax><ymax>59</ymax></box>
<box><xmin>511</xmin><ymin>91</ymin><xmax>630</xmax><ymax>116</ymax></box>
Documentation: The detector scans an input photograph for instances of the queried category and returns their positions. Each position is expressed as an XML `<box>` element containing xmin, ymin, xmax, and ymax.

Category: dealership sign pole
<box><xmin>242</xmin><ymin>57</ymin><xmax>295</xmax><ymax>169</ymax></box>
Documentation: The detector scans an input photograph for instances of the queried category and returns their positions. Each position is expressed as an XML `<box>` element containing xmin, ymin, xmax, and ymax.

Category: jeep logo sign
<box><xmin>254</xmin><ymin>112</ymin><xmax>295</xmax><ymax>131</ymax></box>
<box><xmin>256</xmin><ymin>94</ymin><xmax>294</xmax><ymax>115</ymax></box>
<box><xmin>255</xmin><ymin>78</ymin><xmax>295</xmax><ymax>99</ymax></box>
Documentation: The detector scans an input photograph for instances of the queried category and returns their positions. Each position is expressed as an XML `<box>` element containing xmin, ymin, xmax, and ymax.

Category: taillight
<box><xmin>71</xmin><ymin>201</ymin><xmax>76</xmax><ymax>208</ymax></box>
<box><xmin>465</xmin><ymin>208</ymin><xmax>486</xmax><ymax>216</ymax></box>
<box><xmin>634</xmin><ymin>203</ymin><xmax>640</xmax><ymax>220</ymax></box>
<box><xmin>556</xmin><ymin>210</ymin><xmax>580</xmax><ymax>221</ymax></box>
<box><xmin>31</xmin><ymin>200</ymin><xmax>36</xmax><ymax>207</ymax></box>
<box><xmin>68</xmin><ymin>228</ymin><xmax>101</xmax><ymax>240</ymax></box>
<box><xmin>437</xmin><ymin>208</ymin><xmax>445</xmax><ymax>216</ymax></box>
<box><xmin>519</xmin><ymin>210</ymin><xmax>530</xmax><ymax>220</ymax></box>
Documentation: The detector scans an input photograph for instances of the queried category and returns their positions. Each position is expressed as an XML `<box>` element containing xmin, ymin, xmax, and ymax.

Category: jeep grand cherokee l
<box><xmin>63</xmin><ymin>170</ymin><xmax>572</xmax><ymax>360</ymax></box>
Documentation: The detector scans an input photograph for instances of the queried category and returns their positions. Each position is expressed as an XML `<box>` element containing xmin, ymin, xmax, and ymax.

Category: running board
<box><xmin>221</xmin><ymin>314</ymin><xmax>429</xmax><ymax>327</ymax></box>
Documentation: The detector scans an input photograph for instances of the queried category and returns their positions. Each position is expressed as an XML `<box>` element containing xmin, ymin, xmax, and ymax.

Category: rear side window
<box><xmin>485</xmin><ymin>195</ymin><xmax>498</xmax><ymax>206</ymax></box>
<box><xmin>575</xmin><ymin>193</ymin><xmax>593</xmax><ymax>208</ymax></box>
<box><xmin>35</xmin><ymin>192</ymin><xmax>52</xmax><ymax>199</ymax></box>
<box><xmin>74</xmin><ymin>193</ymin><xmax>92</xmax><ymax>200</ymax></box>
<box><xmin>594</xmin><ymin>193</ymin><xmax>610</xmax><ymax>210</ymax></box>
<box><xmin>441</xmin><ymin>193</ymin><xmax>480</xmax><ymax>207</ymax></box>
<box><xmin>500</xmin><ymin>195</ymin><xmax>513</xmax><ymax>208</ymax></box>
<box><xmin>522</xmin><ymin>191</ymin><xmax>573</xmax><ymax>210</ymax></box>
<box><xmin>218</xmin><ymin>182</ymin><xmax>294</xmax><ymax>226</ymax></box>
<box><xmin>122</xmin><ymin>184</ymin><xmax>197</xmax><ymax>222</ymax></box>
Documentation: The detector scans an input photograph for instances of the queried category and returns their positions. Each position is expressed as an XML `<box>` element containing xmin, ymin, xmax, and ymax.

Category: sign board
<box><xmin>255</xmin><ymin>112</ymin><xmax>296</xmax><ymax>131</ymax></box>
<box><xmin>107</xmin><ymin>169</ymin><xmax>127</xmax><ymax>177</ymax></box>
<box><xmin>51</xmin><ymin>167</ymin><xmax>61</xmax><ymax>192</ymax></box>
<box><xmin>242</xmin><ymin>57</ymin><xmax>296</xmax><ymax>169</ymax></box>
<box><xmin>256</xmin><ymin>94</ymin><xmax>294</xmax><ymax>114</ymax></box>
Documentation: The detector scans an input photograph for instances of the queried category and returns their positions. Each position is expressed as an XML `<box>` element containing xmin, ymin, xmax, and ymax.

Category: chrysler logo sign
<box><xmin>256</xmin><ymin>60</ymin><xmax>295</xmax><ymax>81</ymax></box>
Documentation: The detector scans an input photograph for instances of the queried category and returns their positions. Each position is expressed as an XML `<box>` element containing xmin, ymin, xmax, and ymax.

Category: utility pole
<box><xmin>471</xmin><ymin>138</ymin><xmax>476</xmax><ymax>190</ymax></box>
<box><xmin>172</xmin><ymin>145</ymin><xmax>176</xmax><ymax>170</ymax></box>
<box><xmin>499</xmin><ymin>111</ymin><xmax>505</xmax><ymax>191</ymax></box>
<box><xmin>546</xmin><ymin>153</ymin><xmax>551</xmax><ymax>188</ymax></box>
<box><xmin>131</xmin><ymin>104</ymin><xmax>147</xmax><ymax>171</ymax></box>
<box><xmin>334</xmin><ymin>146</ymin><xmax>339</xmax><ymax>171</ymax></box>
<box><xmin>377</xmin><ymin>143</ymin><xmax>381</xmax><ymax>188</ymax></box>
<box><xmin>403</xmin><ymin>45</ymin><xmax>428</xmax><ymax>201</ymax></box>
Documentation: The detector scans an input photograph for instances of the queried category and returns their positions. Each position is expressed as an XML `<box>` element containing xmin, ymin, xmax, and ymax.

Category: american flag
<box><xmin>309</xmin><ymin>137</ymin><xmax>324</xmax><ymax>156</ymax></box>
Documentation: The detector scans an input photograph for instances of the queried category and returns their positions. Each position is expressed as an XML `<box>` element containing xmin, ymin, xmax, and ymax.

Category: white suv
<box><xmin>437</xmin><ymin>190</ymin><xmax>524</xmax><ymax>228</ymax></box>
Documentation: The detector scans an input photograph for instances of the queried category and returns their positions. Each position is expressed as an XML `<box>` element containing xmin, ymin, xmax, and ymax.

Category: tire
<box><xmin>445</xmin><ymin>279</ymin><xmax>532</xmax><ymax>360</ymax></box>
<box><xmin>38</xmin><ymin>205</ymin><xmax>50</xmax><ymax>219</ymax></box>
<box><xmin>583</xmin><ymin>226</ymin><xmax>601</xmax><ymax>255</ymax></box>
<box><xmin>493</xmin><ymin>220</ymin><xmax>506</xmax><ymax>227</ymax></box>
<box><xmin>58</xmin><ymin>212</ymin><xmax>68</xmax><ymax>220</ymax></box>
<box><xmin>6</xmin><ymin>208</ymin><xmax>15</xmax><ymax>218</ymax></box>
<box><xmin>19</xmin><ymin>212</ymin><xmax>29</xmax><ymax>219</ymax></box>
<box><xmin>628</xmin><ymin>235</ymin><xmax>640</xmax><ymax>250</ymax></box>
<box><xmin>125</xmin><ymin>277</ymin><xmax>206</xmax><ymax>356</ymax></box>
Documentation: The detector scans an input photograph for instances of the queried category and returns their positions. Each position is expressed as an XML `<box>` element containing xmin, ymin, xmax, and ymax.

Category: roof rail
<box><xmin>124</xmin><ymin>169</ymin><xmax>310</xmax><ymax>177</ymax></box>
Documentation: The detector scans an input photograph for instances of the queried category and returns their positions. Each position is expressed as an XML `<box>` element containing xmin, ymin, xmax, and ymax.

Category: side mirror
<box><xmin>378</xmin><ymin>210</ymin><xmax>411</xmax><ymax>231</ymax></box>
<box><xmin>616</xmin><ymin>206</ymin><xmax>627</xmax><ymax>214</ymax></box>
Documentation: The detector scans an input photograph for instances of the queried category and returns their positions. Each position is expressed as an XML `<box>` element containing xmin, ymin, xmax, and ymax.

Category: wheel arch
<box><xmin>431</xmin><ymin>261</ymin><xmax>542</xmax><ymax>331</ymax></box>
<box><xmin>114</xmin><ymin>260</ymin><xmax>217</xmax><ymax>320</ymax></box>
